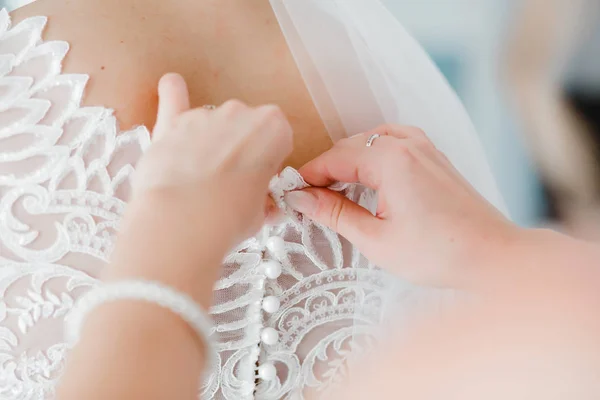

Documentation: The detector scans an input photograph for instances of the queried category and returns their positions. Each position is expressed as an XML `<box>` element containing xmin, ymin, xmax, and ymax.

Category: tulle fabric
<box><xmin>270</xmin><ymin>0</ymin><xmax>507</xmax><ymax>214</ymax></box>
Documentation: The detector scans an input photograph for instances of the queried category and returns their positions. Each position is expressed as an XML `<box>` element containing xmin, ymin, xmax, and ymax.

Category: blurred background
<box><xmin>2</xmin><ymin>0</ymin><xmax>599</xmax><ymax>235</ymax></box>
<box><xmin>383</xmin><ymin>0</ymin><xmax>600</xmax><ymax>238</ymax></box>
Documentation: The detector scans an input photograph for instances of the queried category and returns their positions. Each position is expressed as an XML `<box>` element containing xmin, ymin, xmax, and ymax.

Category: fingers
<box><xmin>252</xmin><ymin>104</ymin><xmax>294</xmax><ymax>173</ymax></box>
<box><xmin>362</xmin><ymin>124</ymin><xmax>428</xmax><ymax>141</ymax></box>
<box><xmin>300</xmin><ymin>125</ymin><xmax>418</xmax><ymax>188</ymax></box>
<box><xmin>300</xmin><ymin>124</ymin><xmax>448</xmax><ymax>188</ymax></box>
<box><xmin>152</xmin><ymin>77</ymin><xmax>292</xmax><ymax>179</ymax></box>
<box><xmin>153</xmin><ymin>73</ymin><xmax>191</xmax><ymax>141</ymax></box>
<box><xmin>299</xmin><ymin>142</ymin><xmax>383</xmax><ymax>188</ymax></box>
<box><xmin>366</xmin><ymin>125</ymin><xmax>464</xmax><ymax>182</ymax></box>
<box><xmin>285</xmin><ymin>187</ymin><xmax>381</xmax><ymax>247</ymax></box>
<box><xmin>217</xmin><ymin>101</ymin><xmax>293</xmax><ymax>176</ymax></box>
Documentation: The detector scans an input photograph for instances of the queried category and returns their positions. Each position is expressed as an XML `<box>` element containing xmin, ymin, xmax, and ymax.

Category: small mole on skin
<box><xmin>100</xmin><ymin>66</ymin><xmax>105</xmax><ymax>70</ymax></box>
<box><xmin>120</xmin><ymin>40</ymin><xmax>124</xmax><ymax>44</ymax></box>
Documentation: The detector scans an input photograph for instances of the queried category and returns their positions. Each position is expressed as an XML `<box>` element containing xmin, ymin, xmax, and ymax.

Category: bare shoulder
<box><xmin>9</xmin><ymin>0</ymin><xmax>198</xmax><ymax>131</ymax></box>
<box><xmin>8</xmin><ymin>0</ymin><xmax>333</xmax><ymax>166</ymax></box>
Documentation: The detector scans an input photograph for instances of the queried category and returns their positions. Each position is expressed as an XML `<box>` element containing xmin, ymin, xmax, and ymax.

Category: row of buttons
<box><xmin>257</xmin><ymin>236</ymin><xmax>284</xmax><ymax>381</ymax></box>
<box><xmin>206</xmin><ymin>100</ymin><xmax>286</xmax><ymax>383</ymax></box>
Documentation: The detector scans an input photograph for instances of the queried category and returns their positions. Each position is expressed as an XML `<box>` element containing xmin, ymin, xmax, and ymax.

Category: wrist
<box><xmin>58</xmin><ymin>301</ymin><xmax>203</xmax><ymax>400</ymax></box>
<box><xmin>106</xmin><ymin>194</ymin><xmax>227</xmax><ymax>307</ymax></box>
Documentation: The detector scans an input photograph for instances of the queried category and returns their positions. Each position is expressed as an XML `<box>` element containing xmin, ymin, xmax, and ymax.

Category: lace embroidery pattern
<box><xmin>0</xmin><ymin>10</ymin><xmax>395</xmax><ymax>399</ymax></box>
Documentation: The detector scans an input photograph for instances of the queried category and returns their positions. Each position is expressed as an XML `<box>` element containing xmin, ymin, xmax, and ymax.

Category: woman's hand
<box><xmin>135</xmin><ymin>73</ymin><xmax>293</xmax><ymax>246</ymax></box>
<box><xmin>107</xmin><ymin>73</ymin><xmax>293</xmax><ymax>304</ymax></box>
<box><xmin>285</xmin><ymin>124</ymin><xmax>520</xmax><ymax>288</ymax></box>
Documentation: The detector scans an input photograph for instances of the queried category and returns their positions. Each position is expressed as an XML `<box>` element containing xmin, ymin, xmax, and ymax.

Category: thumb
<box><xmin>153</xmin><ymin>73</ymin><xmax>191</xmax><ymax>141</ymax></box>
<box><xmin>285</xmin><ymin>188</ymin><xmax>381</xmax><ymax>247</ymax></box>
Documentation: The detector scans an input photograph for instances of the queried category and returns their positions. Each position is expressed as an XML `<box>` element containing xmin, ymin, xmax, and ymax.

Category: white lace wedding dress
<box><xmin>0</xmin><ymin>3</ymin><xmax>507</xmax><ymax>399</ymax></box>
<box><xmin>0</xmin><ymin>10</ymin><xmax>391</xmax><ymax>400</ymax></box>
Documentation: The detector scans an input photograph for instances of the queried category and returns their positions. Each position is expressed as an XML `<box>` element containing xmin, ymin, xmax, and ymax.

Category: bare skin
<box><xmin>11</xmin><ymin>0</ymin><xmax>334</xmax><ymax>168</ymax></box>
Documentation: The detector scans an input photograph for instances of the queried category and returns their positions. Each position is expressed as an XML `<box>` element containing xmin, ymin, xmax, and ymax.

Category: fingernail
<box><xmin>284</xmin><ymin>191</ymin><xmax>317</xmax><ymax>214</ymax></box>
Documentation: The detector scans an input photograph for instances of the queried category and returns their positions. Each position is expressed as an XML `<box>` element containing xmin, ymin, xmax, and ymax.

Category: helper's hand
<box><xmin>285</xmin><ymin>125</ymin><xmax>521</xmax><ymax>288</ymax></box>
<box><xmin>134</xmin><ymin>73</ymin><xmax>293</xmax><ymax>249</ymax></box>
<box><xmin>108</xmin><ymin>73</ymin><xmax>292</xmax><ymax>304</ymax></box>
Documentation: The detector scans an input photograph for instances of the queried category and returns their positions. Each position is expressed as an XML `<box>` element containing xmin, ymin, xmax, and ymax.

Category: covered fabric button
<box><xmin>262</xmin><ymin>296</ymin><xmax>280</xmax><ymax>313</ymax></box>
<box><xmin>258</xmin><ymin>362</ymin><xmax>277</xmax><ymax>380</ymax></box>
<box><xmin>265</xmin><ymin>236</ymin><xmax>285</xmax><ymax>255</ymax></box>
<box><xmin>261</xmin><ymin>260</ymin><xmax>282</xmax><ymax>279</ymax></box>
<box><xmin>261</xmin><ymin>327</ymin><xmax>279</xmax><ymax>345</ymax></box>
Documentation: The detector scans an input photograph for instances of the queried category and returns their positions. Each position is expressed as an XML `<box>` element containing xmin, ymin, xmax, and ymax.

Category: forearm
<box><xmin>333</xmin><ymin>267</ymin><xmax>600</xmax><ymax>400</ymax></box>
<box><xmin>513</xmin><ymin>228</ymin><xmax>600</xmax><ymax>278</ymax></box>
<box><xmin>474</xmin><ymin>228</ymin><xmax>600</xmax><ymax>294</ymax></box>
<box><xmin>57</xmin><ymin>302</ymin><xmax>204</xmax><ymax>400</ymax></box>
<box><xmin>105</xmin><ymin>194</ymin><xmax>229</xmax><ymax>308</ymax></box>
<box><xmin>332</xmin><ymin>229</ymin><xmax>600</xmax><ymax>399</ymax></box>
<box><xmin>58</xmin><ymin>197</ymin><xmax>228</xmax><ymax>399</ymax></box>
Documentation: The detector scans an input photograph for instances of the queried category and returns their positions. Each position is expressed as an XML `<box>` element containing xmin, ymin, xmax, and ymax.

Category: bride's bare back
<box><xmin>11</xmin><ymin>0</ymin><xmax>333</xmax><ymax>168</ymax></box>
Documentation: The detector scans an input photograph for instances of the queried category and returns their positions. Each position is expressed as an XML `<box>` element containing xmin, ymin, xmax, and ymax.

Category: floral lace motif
<box><xmin>0</xmin><ymin>10</ymin><xmax>396</xmax><ymax>399</ymax></box>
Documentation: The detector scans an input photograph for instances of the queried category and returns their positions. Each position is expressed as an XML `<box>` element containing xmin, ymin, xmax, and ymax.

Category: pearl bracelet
<box><xmin>66</xmin><ymin>280</ymin><xmax>217</xmax><ymax>370</ymax></box>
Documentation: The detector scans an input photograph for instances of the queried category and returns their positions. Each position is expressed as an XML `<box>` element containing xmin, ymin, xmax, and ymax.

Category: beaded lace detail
<box><xmin>0</xmin><ymin>10</ymin><xmax>398</xmax><ymax>399</ymax></box>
